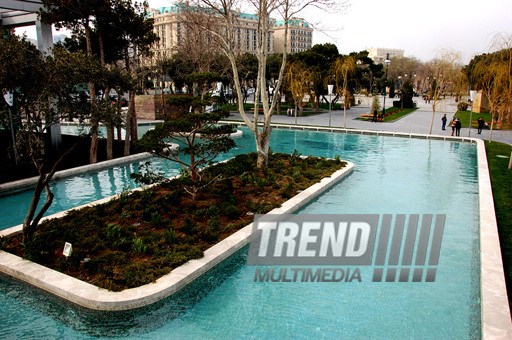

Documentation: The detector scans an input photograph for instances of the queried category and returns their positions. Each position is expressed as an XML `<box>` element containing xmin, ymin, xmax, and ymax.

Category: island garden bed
<box><xmin>0</xmin><ymin>152</ymin><xmax>346</xmax><ymax>292</ymax></box>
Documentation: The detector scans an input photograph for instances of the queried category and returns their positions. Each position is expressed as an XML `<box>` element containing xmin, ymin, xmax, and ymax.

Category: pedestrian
<box><xmin>287</xmin><ymin>108</ymin><xmax>291</xmax><ymax>116</ymax></box>
<box><xmin>451</xmin><ymin>118</ymin><xmax>456</xmax><ymax>136</ymax></box>
<box><xmin>372</xmin><ymin>108</ymin><xmax>378</xmax><ymax>122</ymax></box>
<box><xmin>441</xmin><ymin>114</ymin><xmax>447</xmax><ymax>130</ymax></box>
<box><xmin>455</xmin><ymin>118</ymin><xmax>462</xmax><ymax>137</ymax></box>
<box><xmin>477</xmin><ymin>117</ymin><xmax>485</xmax><ymax>134</ymax></box>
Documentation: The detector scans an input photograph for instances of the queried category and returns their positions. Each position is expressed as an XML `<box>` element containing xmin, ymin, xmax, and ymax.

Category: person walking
<box><xmin>451</xmin><ymin>118</ymin><xmax>457</xmax><ymax>136</ymax></box>
<box><xmin>371</xmin><ymin>108</ymin><xmax>378</xmax><ymax>122</ymax></box>
<box><xmin>477</xmin><ymin>117</ymin><xmax>485</xmax><ymax>134</ymax></box>
<box><xmin>441</xmin><ymin>114</ymin><xmax>447</xmax><ymax>130</ymax></box>
<box><xmin>455</xmin><ymin>118</ymin><xmax>462</xmax><ymax>137</ymax></box>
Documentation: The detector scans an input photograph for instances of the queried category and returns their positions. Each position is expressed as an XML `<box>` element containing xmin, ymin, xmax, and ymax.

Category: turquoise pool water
<box><xmin>0</xmin><ymin>128</ymin><xmax>480</xmax><ymax>339</ymax></box>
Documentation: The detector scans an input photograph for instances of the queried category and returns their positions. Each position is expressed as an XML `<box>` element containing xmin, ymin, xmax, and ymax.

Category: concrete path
<box><xmin>224</xmin><ymin>95</ymin><xmax>512</xmax><ymax>145</ymax></box>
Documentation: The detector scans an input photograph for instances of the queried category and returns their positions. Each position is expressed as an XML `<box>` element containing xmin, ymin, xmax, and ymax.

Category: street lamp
<box><xmin>468</xmin><ymin>90</ymin><xmax>477</xmax><ymax>137</ymax></box>
<box><xmin>382</xmin><ymin>54</ymin><xmax>390</xmax><ymax>119</ymax></box>
<box><xmin>328</xmin><ymin>84</ymin><xmax>334</xmax><ymax>127</ymax></box>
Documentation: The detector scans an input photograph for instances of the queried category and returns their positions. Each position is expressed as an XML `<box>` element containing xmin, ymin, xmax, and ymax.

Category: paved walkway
<box><xmin>224</xmin><ymin>96</ymin><xmax>512</xmax><ymax>145</ymax></box>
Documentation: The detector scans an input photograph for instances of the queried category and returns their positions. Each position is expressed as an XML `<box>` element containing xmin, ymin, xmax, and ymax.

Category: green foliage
<box><xmin>279</xmin><ymin>181</ymin><xmax>295</xmax><ymax>199</ymax></box>
<box><xmin>130</xmin><ymin>161</ymin><xmax>166</xmax><ymax>187</ymax></box>
<box><xmin>485</xmin><ymin>141</ymin><xmax>512</xmax><ymax>302</ymax></box>
<box><xmin>457</xmin><ymin>101</ymin><xmax>469</xmax><ymax>111</ymax></box>
<box><xmin>401</xmin><ymin>81</ymin><xmax>415</xmax><ymax>108</ymax></box>
<box><xmin>136</xmin><ymin>108</ymin><xmax>236</xmax><ymax>188</ymax></box>
<box><xmin>163</xmin><ymin>228</ymin><xmax>177</xmax><ymax>244</ymax></box>
<box><xmin>132</xmin><ymin>237</ymin><xmax>148</xmax><ymax>255</ymax></box>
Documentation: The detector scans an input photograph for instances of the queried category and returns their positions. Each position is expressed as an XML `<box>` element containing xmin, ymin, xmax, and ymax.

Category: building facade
<box><xmin>148</xmin><ymin>6</ymin><xmax>313</xmax><ymax>58</ymax></box>
<box><xmin>148</xmin><ymin>5</ymin><xmax>275</xmax><ymax>59</ymax></box>
<box><xmin>273</xmin><ymin>18</ymin><xmax>313</xmax><ymax>54</ymax></box>
<box><xmin>367</xmin><ymin>48</ymin><xmax>404</xmax><ymax>63</ymax></box>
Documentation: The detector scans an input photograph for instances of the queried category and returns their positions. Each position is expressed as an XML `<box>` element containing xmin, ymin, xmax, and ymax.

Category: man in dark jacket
<box><xmin>455</xmin><ymin>118</ymin><xmax>462</xmax><ymax>136</ymax></box>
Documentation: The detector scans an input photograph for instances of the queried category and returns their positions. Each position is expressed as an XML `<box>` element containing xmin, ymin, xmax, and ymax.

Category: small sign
<box><xmin>3</xmin><ymin>92</ymin><xmax>13</xmax><ymax>107</ymax></box>
<box><xmin>63</xmin><ymin>242</ymin><xmax>72</xmax><ymax>257</ymax></box>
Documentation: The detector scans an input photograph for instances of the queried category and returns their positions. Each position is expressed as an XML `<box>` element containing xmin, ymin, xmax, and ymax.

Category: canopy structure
<box><xmin>0</xmin><ymin>0</ymin><xmax>53</xmax><ymax>52</ymax></box>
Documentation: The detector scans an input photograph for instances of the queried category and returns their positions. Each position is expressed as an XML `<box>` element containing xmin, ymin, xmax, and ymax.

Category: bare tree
<box><xmin>427</xmin><ymin>49</ymin><xmax>462</xmax><ymax>135</ymax></box>
<box><xmin>188</xmin><ymin>0</ymin><xmax>344</xmax><ymax>168</ymax></box>
<box><xmin>332</xmin><ymin>55</ymin><xmax>356</xmax><ymax>128</ymax></box>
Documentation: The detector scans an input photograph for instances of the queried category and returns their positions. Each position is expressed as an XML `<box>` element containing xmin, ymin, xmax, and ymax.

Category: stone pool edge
<box><xmin>0</xmin><ymin>161</ymin><xmax>354</xmax><ymax>311</ymax></box>
<box><xmin>476</xmin><ymin>138</ymin><xmax>512</xmax><ymax>339</ymax></box>
<box><xmin>0</xmin><ymin>152</ymin><xmax>153</xmax><ymax>193</ymax></box>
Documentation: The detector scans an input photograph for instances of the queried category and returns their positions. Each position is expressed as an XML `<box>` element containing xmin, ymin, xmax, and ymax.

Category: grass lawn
<box><xmin>356</xmin><ymin>107</ymin><xmax>417</xmax><ymax>122</ymax></box>
<box><xmin>453</xmin><ymin>110</ymin><xmax>493</xmax><ymax>128</ymax></box>
<box><xmin>382</xmin><ymin>107</ymin><xmax>417</xmax><ymax>122</ymax></box>
<box><xmin>485</xmin><ymin>141</ymin><xmax>512</xmax><ymax>302</ymax></box>
<box><xmin>223</xmin><ymin>102</ymin><xmax>345</xmax><ymax>117</ymax></box>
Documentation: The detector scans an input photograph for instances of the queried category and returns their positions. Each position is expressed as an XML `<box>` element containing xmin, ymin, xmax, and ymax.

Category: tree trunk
<box><xmin>23</xmin><ymin>142</ymin><xmax>79</xmax><ymax>240</ymax></box>
<box><xmin>85</xmin><ymin>22</ymin><xmax>98</xmax><ymax>164</ymax></box>
<box><xmin>160</xmin><ymin>76</ymin><xmax>167</xmax><ymax>116</ymax></box>
<box><xmin>256</xmin><ymin>124</ymin><xmax>271</xmax><ymax>168</ymax></box>
<box><xmin>124</xmin><ymin>91</ymin><xmax>135</xmax><ymax>156</ymax></box>
<box><xmin>429</xmin><ymin>104</ymin><xmax>436</xmax><ymax>135</ymax></box>
<box><xmin>105</xmin><ymin>86</ymin><xmax>113</xmax><ymax>160</ymax></box>
<box><xmin>106</xmin><ymin>122</ymin><xmax>114</xmax><ymax>160</ymax></box>
<box><xmin>89</xmin><ymin>115</ymin><xmax>98</xmax><ymax>163</ymax></box>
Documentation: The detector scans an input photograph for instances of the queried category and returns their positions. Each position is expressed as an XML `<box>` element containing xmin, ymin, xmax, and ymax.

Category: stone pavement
<box><xmin>224</xmin><ymin>95</ymin><xmax>512</xmax><ymax>145</ymax></box>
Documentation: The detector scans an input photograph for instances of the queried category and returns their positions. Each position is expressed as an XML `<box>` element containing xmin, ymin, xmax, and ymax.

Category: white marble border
<box><xmin>476</xmin><ymin>139</ymin><xmax>512</xmax><ymax>338</ymax></box>
<box><xmin>0</xmin><ymin>160</ymin><xmax>354</xmax><ymax>311</ymax></box>
<box><xmin>0</xmin><ymin>153</ymin><xmax>153</xmax><ymax>193</ymax></box>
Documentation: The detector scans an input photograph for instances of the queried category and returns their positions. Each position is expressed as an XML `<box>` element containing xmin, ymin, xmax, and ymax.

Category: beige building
<box><xmin>273</xmin><ymin>18</ymin><xmax>313</xmax><ymax>53</ymax></box>
<box><xmin>367</xmin><ymin>47</ymin><xmax>404</xmax><ymax>63</ymax></box>
<box><xmin>148</xmin><ymin>5</ymin><xmax>274</xmax><ymax>58</ymax></box>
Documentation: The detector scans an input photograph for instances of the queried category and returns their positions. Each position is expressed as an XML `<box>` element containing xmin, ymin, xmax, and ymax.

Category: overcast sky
<box><xmin>148</xmin><ymin>0</ymin><xmax>512</xmax><ymax>64</ymax></box>
<box><xmin>16</xmin><ymin>0</ymin><xmax>512</xmax><ymax>65</ymax></box>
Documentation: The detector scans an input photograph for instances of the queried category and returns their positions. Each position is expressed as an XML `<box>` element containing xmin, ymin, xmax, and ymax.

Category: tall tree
<box><xmin>0</xmin><ymin>35</ymin><xmax>98</xmax><ymax>240</ymax></box>
<box><xmin>332</xmin><ymin>55</ymin><xmax>356</xmax><ymax>128</ymax></box>
<box><xmin>189</xmin><ymin>0</ymin><xmax>343</xmax><ymax>168</ymax></box>
<box><xmin>40</xmin><ymin>0</ymin><xmax>158</xmax><ymax>160</ymax></box>
<box><xmin>39</xmin><ymin>0</ymin><xmax>102</xmax><ymax>163</ymax></box>
<box><xmin>284</xmin><ymin>60</ymin><xmax>311</xmax><ymax>122</ymax></box>
<box><xmin>426</xmin><ymin>49</ymin><xmax>462</xmax><ymax>135</ymax></box>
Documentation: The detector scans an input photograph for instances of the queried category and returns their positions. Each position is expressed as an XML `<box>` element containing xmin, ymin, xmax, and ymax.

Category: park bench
<box><xmin>471</xmin><ymin>121</ymin><xmax>502</xmax><ymax>129</ymax></box>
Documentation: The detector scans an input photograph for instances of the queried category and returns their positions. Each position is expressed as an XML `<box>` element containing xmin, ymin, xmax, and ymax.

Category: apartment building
<box><xmin>148</xmin><ymin>5</ymin><xmax>274</xmax><ymax>58</ymax></box>
<box><xmin>367</xmin><ymin>47</ymin><xmax>405</xmax><ymax>64</ymax></box>
<box><xmin>273</xmin><ymin>18</ymin><xmax>313</xmax><ymax>53</ymax></box>
<box><xmin>148</xmin><ymin>6</ymin><xmax>314</xmax><ymax>58</ymax></box>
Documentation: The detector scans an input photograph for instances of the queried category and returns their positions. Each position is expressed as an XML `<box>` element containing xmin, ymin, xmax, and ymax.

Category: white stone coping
<box><xmin>166</xmin><ymin>129</ymin><xmax>244</xmax><ymax>139</ymax></box>
<box><xmin>476</xmin><ymin>139</ymin><xmax>512</xmax><ymax>339</ymax></box>
<box><xmin>0</xmin><ymin>161</ymin><xmax>355</xmax><ymax>311</ymax></box>
<box><xmin>0</xmin><ymin>153</ymin><xmax>153</xmax><ymax>193</ymax></box>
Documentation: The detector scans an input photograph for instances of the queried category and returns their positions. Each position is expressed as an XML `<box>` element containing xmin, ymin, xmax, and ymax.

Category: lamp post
<box><xmin>382</xmin><ymin>54</ymin><xmax>390</xmax><ymax>120</ymax></box>
<box><xmin>328</xmin><ymin>84</ymin><xmax>334</xmax><ymax>127</ymax></box>
<box><xmin>468</xmin><ymin>90</ymin><xmax>477</xmax><ymax>137</ymax></box>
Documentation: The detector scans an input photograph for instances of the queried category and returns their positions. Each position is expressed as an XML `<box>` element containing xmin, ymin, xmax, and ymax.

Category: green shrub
<box><xmin>279</xmin><ymin>181</ymin><xmax>295</xmax><ymax>199</ymax></box>
<box><xmin>181</xmin><ymin>217</ymin><xmax>198</xmax><ymax>236</ymax></box>
<box><xmin>163</xmin><ymin>228</ymin><xmax>177</xmax><ymax>244</ymax></box>
<box><xmin>132</xmin><ymin>237</ymin><xmax>148</xmax><ymax>255</ymax></box>
<box><xmin>457</xmin><ymin>101</ymin><xmax>468</xmax><ymax>111</ymax></box>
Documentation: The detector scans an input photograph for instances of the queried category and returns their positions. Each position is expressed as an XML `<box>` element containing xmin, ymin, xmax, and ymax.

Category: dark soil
<box><xmin>1</xmin><ymin>152</ymin><xmax>346</xmax><ymax>291</ymax></box>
